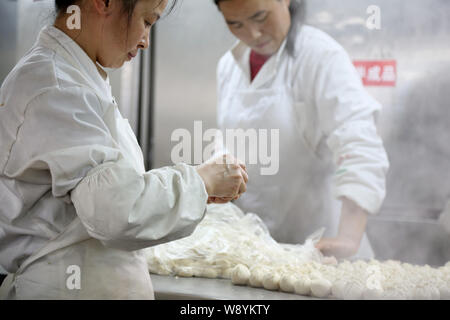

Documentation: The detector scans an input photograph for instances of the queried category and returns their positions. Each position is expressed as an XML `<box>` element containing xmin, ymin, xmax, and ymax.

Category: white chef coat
<box><xmin>216</xmin><ymin>25</ymin><xmax>389</xmax><ymax>259</ymax></box>
<box><xmin>0</xmin><ymin>25</ymin><xmax>208</xmax><ymax>299</ymax></box>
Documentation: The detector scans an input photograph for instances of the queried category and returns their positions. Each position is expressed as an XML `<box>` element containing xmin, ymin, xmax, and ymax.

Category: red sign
<box><xmin>353</xmin><ymin>60</ymin><xmax>397</xmax><ymax>87</ymax></box>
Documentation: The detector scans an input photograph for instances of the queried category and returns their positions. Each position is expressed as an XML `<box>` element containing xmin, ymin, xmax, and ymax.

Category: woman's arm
<box><xmin>316</xmin><ymin>197</ymin><xmax>368</xmax><ymax>258</ymax></box>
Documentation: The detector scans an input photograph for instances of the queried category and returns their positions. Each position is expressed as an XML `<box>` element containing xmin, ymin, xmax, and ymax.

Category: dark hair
<box><xmin>214</xmin><ymin>0</ymin><xmax>306</xmax><ymax>56</ymax></box>
<box><xmin>55</xmin><ymin>0</ymin><xmax>179</xmax><ymax>22</ymax></box>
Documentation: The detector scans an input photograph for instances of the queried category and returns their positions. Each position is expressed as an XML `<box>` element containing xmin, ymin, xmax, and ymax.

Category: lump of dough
<box><xmin>412</xmin><ymin>287</ymin><xmax>432</xmax><ymax>300</ymax></box>
<box><xmin>231</xmin><ymin>264</ymin><xmax>251</xmax><ymax>286</ymax></box>
<box><xmin>343</xmin><ymin>282</ymin><xmax>364</xmax><ymax>300</ymax></box>
<box><xmin>249</xmin><ymin>267</ymin><xmax>266</xmax><ymax>288</ymax></box>
<box><xmin>363</xmin><ymin>287</ymin><xmax>384</xmax><ymax>300</ymax></box>
<box><xmin>294</xmin><ymin>277</ymin><xmax>311</xmax><ymax>296</ymax></box>
<box><xmin>439</xmin><ymin>285</ymin><xmax>450</xmax><ymax>300</ymax></box>
<box><xmin>176</xmin><ymin>267</ymin><xmax>194</xmax><ymax>277</ymax></box>
<box><xmin>310</xmin><ymin>278</ymin><xmax>332</xmax><ymax>298</ymax></box>
<box><xmin>429</xmin><ymin>287</ymin><xmax>441</xmax><ymax>300</ymax></box>
<box><xmin>201</xmin><ymin>268</ymin><xmax>220</xmax><ymax>279</ymax></box>
<box><xmin>331</xmin><ymin>280</ymin><xmax>346</xmax><ymax>299</ymax></box>
<box><xmin>279</xmin><ymin>274</ymin><xmax>297</xmax><ymax>293</ymax></box>
<box><xmin>222</xmin><ymin>268</ymin><xmax>233</xmax><ymax>279</ymax></box>
<box><xmin>263</xmin><ymin>272</ymin><xmax>281</xmax><ymax>291</ymax></box>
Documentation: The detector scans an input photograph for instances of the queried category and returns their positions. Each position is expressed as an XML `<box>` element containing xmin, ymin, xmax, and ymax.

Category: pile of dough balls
<box><xmin>144</xmin><ymin>203</ymin><xmax>449</xmax><ymax>300</ymax></box>
<box><xmin>225</xmin><ymin>260</ymin><xmax>450</xmax><ymax>300</ymax></box>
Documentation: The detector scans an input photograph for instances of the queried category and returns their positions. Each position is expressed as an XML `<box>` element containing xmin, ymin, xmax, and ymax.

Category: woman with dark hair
<box><xmin>0</xmin><ymin>0</ymin><xmax>247</xmax><ymax>299</ymax></box>
<box><xmin>213</xmin><ymin>0</ymin><xmax>389</xmax><ymax>259</ymax></box>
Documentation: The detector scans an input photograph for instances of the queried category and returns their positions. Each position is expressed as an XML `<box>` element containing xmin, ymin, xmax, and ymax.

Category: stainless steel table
<box><xmin>151</xmin><ymin>274</ymin><xmax>320</xmax><ymax>300</ymax></box>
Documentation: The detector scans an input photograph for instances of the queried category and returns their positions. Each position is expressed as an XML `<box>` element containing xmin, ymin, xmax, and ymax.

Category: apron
<box><xmin>221</xmin><ymin>81</ymin><xmax>374</xmax><ymax>259</ymax></box>
<box><xmin>0</xmin><ymin>103</ymin><xmax>154</xmax><ymax>299</ymax></box>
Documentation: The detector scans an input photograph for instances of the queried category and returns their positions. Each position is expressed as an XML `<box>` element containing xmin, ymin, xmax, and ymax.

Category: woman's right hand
<box><xmin>196</xmin><ymin>154</ymin><xmax>248</xmax><ymax>203</ymax></box>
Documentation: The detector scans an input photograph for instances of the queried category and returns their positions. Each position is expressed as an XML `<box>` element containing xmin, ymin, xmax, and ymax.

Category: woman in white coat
<box><xmin>0</xmin><ymin>0</ymin><xmax>247</xmax><ymax>299</ymax></box>
<box><xmin>213</xmin><ymin>0</ymin><xmax>389</xmax><ymax>259</ymax></box>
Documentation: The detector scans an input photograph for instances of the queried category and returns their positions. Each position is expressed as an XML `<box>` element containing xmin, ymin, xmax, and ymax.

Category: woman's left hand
<box><xmin>315</xmin><ymin>236</ymin><xmax>359</xmax><ymax>259</ymax></box>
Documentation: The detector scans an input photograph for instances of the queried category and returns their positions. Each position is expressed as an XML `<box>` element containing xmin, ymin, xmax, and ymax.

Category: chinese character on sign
<box><xmin>381</xmin><ymin>65</ymin><xmax>396</xmax><ymax>82</ymax></box>
<box><xmin>367</xmin><ymin>66</ymin><xmax>382</xmax><ymax>82</ymax></box>
<box><xmin>353</xmin><ymin>60</ymin><xmax>397</xmax><ymax>87</ymax></box>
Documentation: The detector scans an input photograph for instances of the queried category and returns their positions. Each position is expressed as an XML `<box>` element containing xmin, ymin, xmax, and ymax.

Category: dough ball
<box><xmin>343</xmin><ymin>282</ymin><xmax>364</xmax><ymax>300</ymax></box>
<box><xmin>362</xmin><ymin>287</ymin><xmax>384</xmax><ymax>300</ymax></box>
<box><xmin>429</xmin><ymin>287</ymin><xmax>441</xmax><ymax>300</ymax></box>
<box><xmin>249</xmin><ymin>267</ymin><xmax>266</xmax><ymax>288</ymax></box>
<box><xmin>412</xmin><ymin>287</ymin><xmax>432</xmax><ymax>300</ymax></box>
<box><xmin>310</xmin><ymin>278</ymin><xmax>332</xmax><ymax>298</ymax></box>
<box><xmin>439</xmin><ymin>285</ymin><xmax>450</xmax><ymax>300</ymax></box>
<box><xmin>279</xmin><ymin>274</ymin><xmax>297</xmax><ymax>293</ymax></box>
<box><xmin>294</xmin><ymin>277</ymin><xmax>311</xmax><ymax>296</ymax></box>
<box><xmin>222</xmin><ymin>268</ymin><xmax>233</xmax><ymax>279</ymax></box>
<box><xmin>231</xmin><ymin>264</ymin><xmax>251</xmax><ymax>286</ymax></box>
<box><xmin>309</xmin><ymin>271</ymin><xmax>323</xmax><ymax>280</ymax></box>
<box><xmin>201</xmin><ymin>268</ymin><xmax>220</xmax><ymax>279</ymax></box>
<box><xmin>331</xmin><ymin>280</ymin><xmax>346</xmax><ymax>299</ymax></box>
<box><xmin>176</xmin><ymin>267</ymin><xmax>194</xmax><ymax>277</ymax></box>
<box><xmin>263</xmin><ymin>272</ymin><xmax>280</xmax><ymax>291</ymax></box>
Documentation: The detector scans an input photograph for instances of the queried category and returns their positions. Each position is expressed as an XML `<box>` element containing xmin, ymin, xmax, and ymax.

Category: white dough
<box><xmin>439</xmin><ymin>285</ymin><xmax>450</xmax><ymax>300</ymax></box>
<box><xmin>412</xmin><ymin>287</ymin><xmax>431</xmax><ymax>300</ymax></box>
<box><xmin>143</xmin><ymin>203</ymin><xmax>450</xmax><ymax>300</ymax></box>
<box><xmin>231</xmin><ymin>264</ymin><xmax>251</xmax><ymax>286</ymax></box>
<box><xmin>222</xmin><ymin>268</ymin><xmax>233</xmax><ymax>279</ymax></box>
<box><xmin>279</xmin><ymin>274</ymin><xmax>297</xmax><ymax>293</ymax></box>
<box><xmin>201</xmin><ymin>268</ymin><xmax>220</xmax><ymax>279</ymax></box>
<box><xmin>362</xmin><ymin>287</ymin><xmax>384</xmax><ymax>300</ymax></box>
<box><xmin>263</xmin><ymin>272</ymin><xmax>281</xmax><ymax>291</ymax></box>
<box><xmin>429</xmin><ymin>287</ymin><xmax>441</xmax><ymax>300</ymax></box>
<box><xmin>310</xmin><ymin>278</ymin><xmax>332</xmax><ymax>298</ymax></box>
<box><xmin>294</xmin><ymin>277</ymin><xmax>311</xmax><ymax>296</ymax></box>
<box><xmin>343</xmin><ymin>282</ymin><xmax>364</xmax><ymax>300</ymax></box>
<box><xmin>176</xmin><ymin>267</ymin><xmax>194</xmax><ymax>277</ymax></box>
<box><xmin>331</xmin><ymin>280</ymin><xmax>346</xmax><ymax>299</ymax></box>
<box><xmin>249</xmin><ymin>267</ymin><xmax>266</xmax><ymax>288</ymax></box>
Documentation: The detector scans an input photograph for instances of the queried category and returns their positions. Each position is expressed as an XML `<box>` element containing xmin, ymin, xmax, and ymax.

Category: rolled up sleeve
<box><xmin>313</xmin><ymin>49</ymin><xmax>390</xmax><ymax>214</ymax></box>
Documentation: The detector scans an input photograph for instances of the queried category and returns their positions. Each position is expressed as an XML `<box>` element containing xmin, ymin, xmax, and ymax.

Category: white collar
<box><xmin>38</xmin><ymin>25</ymin><xmax>113</xmax><ymax>101</ymax></box>
<box><xmin>230</xmin><ymin>38</ymin><xmax>288</xmax><ymax>88</ymax></box>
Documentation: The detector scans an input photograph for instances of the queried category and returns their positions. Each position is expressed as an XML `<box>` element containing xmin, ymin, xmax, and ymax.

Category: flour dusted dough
<box><xmin>343</xmin><ymin>282</ymin><xmax>364</xmax><ymax>300</ymax></box>
<box><xmin>231</xmin><ymin>264</ymin><xmax>251</xmax><ymax>285</ymax></box>
<box><xmin>331</xmin><ymin>280</ymin><xmax>346</xmax><ymax>299</ymax></box>
<box><xmin>310</xmin><ymin>278</ymin><xmax>332</xmax><ymax>298</ymax></box>
<box><xmin>279</xmin><ymin>274</ymin><xmax>297</xmax><ymax>293</ymax></box>
<box><xmin>263</xmin><ymin>272</ymin><xmax>281</xmax><ymax>291</ymax></box>
<box><xmin>294</xmin><ymin>277</ymin><xmax>311</xmax><ymax>296</ymax></box>
<box><xmin>362</xmin><ymin>287</ymin><xmax>384</xmax><ymax>300</ymax></box>
<box><xmin>249</xmin><ymin>267</ymin><xmax>266</xmax><ymax>288</ymax></box>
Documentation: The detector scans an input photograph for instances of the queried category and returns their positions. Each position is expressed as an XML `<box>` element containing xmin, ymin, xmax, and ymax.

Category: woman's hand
<box><xmin>315</xmin><ymin>236</ymin><xmax>360</xmax><ymax>259</ymax></box>
<box><xmin>315</xmin><ymin>197</ymin><xmax>369</xmax><ymax>259</ymax></box>
<box><xmin>196</xmin><ymin>154</ymin><xmax>248</xmax><ymax>203</ymax></box>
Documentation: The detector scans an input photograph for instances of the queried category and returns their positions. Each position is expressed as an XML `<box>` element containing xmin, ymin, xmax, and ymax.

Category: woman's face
<box><xmin>98</xmin><ymin>0</ymin><xmax>168</xmax><ymax>68</ymax></box>
<box><xmin>219</xmin><ymin>0</ymin><xmax>291</xmax><ymax>56</ymax></box>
